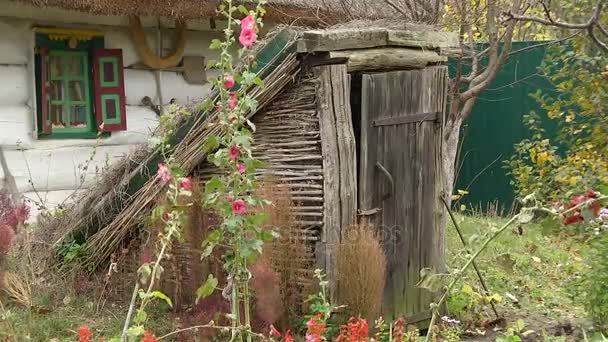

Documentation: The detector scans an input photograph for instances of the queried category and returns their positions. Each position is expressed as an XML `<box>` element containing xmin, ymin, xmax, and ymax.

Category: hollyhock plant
<box><xmin>228</xmin><ymin>145</ymin><xmax>241</xmax><ymax>160</ymax></box>
<box><xmin>228</xmin><ymin>92</ymin><xmax>238</xmax><ymax>110</ymax></box>
<box><xmin>157</xmin><ymin>163</ymin><xmax>172</xmax><ymax>184</ymax></box>
<box><xmin>241</xmin><ymin>15</ymin><xmax>256</xmax><ymax>30</ymax></box>
<box><xmin>232</xmin><ymin>199</ymin><xmax>247</xmax><ymax>215</ymax></box>
<box><xmin>237</xmin><ymin>163</ymin><xmax>246</xmax><ymax>174</ymax></box>
<box><xmin>179</xmin><ymin>177</ymin><xmax>193</xmax><ymax>190</ymax></box>
<box><xmin>239</xmin><ymin>27</ymin><xmax>257</xmax><ymax>48</ymax></box>
<box><xmin>224</xmin><ymin>74</ymin><xmax>236</xmax><ymax>89</ymax></box>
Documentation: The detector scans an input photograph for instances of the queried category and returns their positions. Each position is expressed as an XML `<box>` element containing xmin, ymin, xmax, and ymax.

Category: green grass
<box><xmin>0</xmin><ymin>214</ymin><xmax>595</xmax><ymax>341</ymax></box>
<box><xmin>445</xmin><ymin>213</ymin><xmax>590</xmax><ymax>336</ymax></box>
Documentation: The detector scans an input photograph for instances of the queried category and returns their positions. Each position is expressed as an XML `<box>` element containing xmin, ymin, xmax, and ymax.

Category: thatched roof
<box><xmin>15</xmin><ymin>0</ymin><xmax>400</xmax><ymax>24</ymax></box>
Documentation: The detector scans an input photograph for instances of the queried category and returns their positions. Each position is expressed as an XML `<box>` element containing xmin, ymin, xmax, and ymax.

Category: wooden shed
<box><xmin>44</xmin><ymin>25</ymin><xmax>459</xmax><ymax>323</ymax></box>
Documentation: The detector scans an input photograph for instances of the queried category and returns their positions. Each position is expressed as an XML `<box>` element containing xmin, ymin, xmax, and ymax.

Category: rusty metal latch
<box><xmin>375</xmin><ymin>162</ymin><xmax>394</xmax><ymax>201</ymax></box>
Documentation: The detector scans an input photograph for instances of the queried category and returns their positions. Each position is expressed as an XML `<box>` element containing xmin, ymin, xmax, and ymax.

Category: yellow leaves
<box><xmin>536</xmin><ymin>151</ymin><xmax>552</xmax><ymax>166</ymax></box>
<box><xmin>451</xmin><ymin>189</ymin><xmax>470</xmax><ymax>201</ymax></box>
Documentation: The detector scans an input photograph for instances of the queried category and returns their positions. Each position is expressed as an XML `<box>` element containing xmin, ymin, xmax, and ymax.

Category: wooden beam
<box><xmin>314</xmin><ymin>64</ymin><xmax>357</xmax><ymax>302</ymax></box>
<box><xmin>298</xmin><ymin>28</ymin><xmax>460</xmax><ymax>53</ymax></box>
<box><xmin>329</xmin><ymin>48</ymin><xmax>447</xmax><ymax>72</ymax></box>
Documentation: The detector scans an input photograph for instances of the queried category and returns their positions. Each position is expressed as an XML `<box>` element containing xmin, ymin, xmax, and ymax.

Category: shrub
<box><xmin>335</xmin><ymin>224</ymin><xmax>386</xmax><ymax>321</ymax></box>
<box><xmin>568</xmin><ymin>234</ymin><xmax>608</xmax><ymax>332</ymax></box>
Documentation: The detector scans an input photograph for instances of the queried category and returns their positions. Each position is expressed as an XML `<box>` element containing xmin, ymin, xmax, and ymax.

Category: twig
<box><xmin>441</xmin><ymin>196</ymin><xmax>500</xmax><ymax>319</ymax></box>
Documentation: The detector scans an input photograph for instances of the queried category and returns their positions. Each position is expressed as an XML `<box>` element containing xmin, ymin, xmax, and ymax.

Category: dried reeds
<box><xmin>257</xmin><ymin>176</ymin><xmax>315</xmax><ymax>325</ymax></box>
<box><xmin>335</xmin><ymin>224</ymin><xmax>386</xmax><ymax>321</ymax></box>
<box><xmin>1</xmin><ymin>272</ymin><xmax>32</xmax><ymax>308</ymax></box>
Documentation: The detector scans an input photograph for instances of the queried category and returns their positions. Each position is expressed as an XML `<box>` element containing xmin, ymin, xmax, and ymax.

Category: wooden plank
<box><xmin>330</xmin><ymin>66</ymin><xmax>357</xmax><ymax>232</ymax></box>
<box><xmin>387</xmin><ymin>30</ymin><xmax>461</xmax><ymax>50</ymax></box>
<box><xmin>298</xmin><ymin>28</ymin><xmax>460</xmax><ymax>53</ymax></box>
<box><xmin>330</xmin><ymin>48</ymin><xmax>447</xmax><ymax>72</ymax></box>
<box><xmin>373</xmin><ymin>112</ymin><xmax>439</xmax><ymax>126</ymax></box>
<box><xmin>314</xmin><ymin>64</ymin><xmax>357</xmax><ymax>301</ymax></box>
<box><xmin>359</xmin><ymin>67</ymin><xmax>448</xmax><ymax>322</ymax></box>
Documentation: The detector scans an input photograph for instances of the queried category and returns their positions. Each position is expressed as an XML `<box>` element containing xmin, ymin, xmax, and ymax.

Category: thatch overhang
<box><xmin>13</xmin><ymin>0</ymin><xmax>399</xmax><ymax>25</ymax></box>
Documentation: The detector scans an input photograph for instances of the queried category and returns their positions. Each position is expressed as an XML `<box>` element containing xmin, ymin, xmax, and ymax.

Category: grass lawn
<box><xmin>0</xmin><ymin>214</ymin><xmax>598</xmax><ymax>341</ymax></box>
<box><xmin>446</xmin><ymin>213</ymin><xmax>593</xmax><ymax>340</ymax></box>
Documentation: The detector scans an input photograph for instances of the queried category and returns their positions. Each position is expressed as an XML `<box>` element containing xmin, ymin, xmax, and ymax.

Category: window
<box><xmin>35</xmin><ymin>28</ymin><xmax>127</xmax><ymax>138</ymax></box>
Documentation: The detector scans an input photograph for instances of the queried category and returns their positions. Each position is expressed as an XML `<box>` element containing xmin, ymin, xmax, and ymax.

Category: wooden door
<box><xmin>358</xmin><ymin>66</ymin><xmax>447</xmax><ymax>323</ymax></box>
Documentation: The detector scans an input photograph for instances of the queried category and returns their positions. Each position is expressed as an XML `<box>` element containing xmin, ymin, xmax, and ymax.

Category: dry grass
<box><xmin>335</xmin><ymin>224</ymin><xmax>386</xmax><ymax>321</ymax></box>
<box><xmin>257</xmin><ymin>176</ymin><xmax>315</xmax><ymax>326</ymax></box>
<box><xmin>1</xmin><ymin>272</ymin><xmax>32</xmax><ymax>308</ymax></box>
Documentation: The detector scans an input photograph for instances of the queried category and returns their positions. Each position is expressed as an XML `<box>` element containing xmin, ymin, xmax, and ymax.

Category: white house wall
<box><xmin>0</xmin><ymin>4</ymin><xmax>227</xmax><ymax>217</ymax></box>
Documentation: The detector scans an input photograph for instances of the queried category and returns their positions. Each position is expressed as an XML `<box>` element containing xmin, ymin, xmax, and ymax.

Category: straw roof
<box><xmin>16</xmin><ymin>0</ymin><xmax>400</xmax><ymax>24</ymax></box>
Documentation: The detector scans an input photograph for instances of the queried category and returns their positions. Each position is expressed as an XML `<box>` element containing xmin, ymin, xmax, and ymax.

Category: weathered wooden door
<box><xmin>358</xmin><ymin>66</ymin><xmax>447</xmax><ymax>323</ymax></box>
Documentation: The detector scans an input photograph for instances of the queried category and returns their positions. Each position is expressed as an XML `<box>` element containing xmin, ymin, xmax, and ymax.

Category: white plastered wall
<box><xmin>0</xmin><ymin>2</ymin><xmax>227</xmax><ymax>217</ymax></box>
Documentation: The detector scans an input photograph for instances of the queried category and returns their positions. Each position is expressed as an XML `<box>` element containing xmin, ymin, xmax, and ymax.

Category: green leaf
<box><xmin>196</xmin><ymin>274</ymin><xmax>218</xmax><ymax>303</ymax></box>
<box><xmin>202</xmin><ymin>135</ymin><xmax>220</xmax><ymax>153</ymax></box>
<box><xmin>209</xmin><ymin>39</ymin><xmax>223</xmax><ymax>50</ymax></box>
<box><xmin>150</xmin><ymin>290</ymin><xmax>173</xmax><ymax>307</ymax></box>
<box><xmin>260</xmin><ymin>229</ymin><xmax>279</xmax><ymax>241</ymax></box>
<box><xmin>238</xmin><ymin>5</ymin><xmax>249</xmax><ymax>14</ymax></box>
<box><xmin>127</xmin><ymin>325</ymin><xmax>145</xmax><ymax>337</ymax></box>
<box><xmin>134</xmin><ymin>309</ymin><xmax>148</xmax><ymax>324</ymax></box>
<box><xmin>205</xmin><ymin>176</ymin><xmax>224</xmax><ymax>193</ymax></box>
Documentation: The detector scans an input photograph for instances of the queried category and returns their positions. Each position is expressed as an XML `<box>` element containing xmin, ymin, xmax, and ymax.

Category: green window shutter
<box><xmin>92</xmin><ymin>49</ymin><xmax>126</xmax><ymax>132</ymax></box>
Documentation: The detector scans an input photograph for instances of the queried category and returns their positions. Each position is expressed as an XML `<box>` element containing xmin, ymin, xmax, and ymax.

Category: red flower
<box><xmin>239</xmin><ymin>27</ymin><xmax>257</xmax><ymax>48</ymax></box>
<box><xmin>162</xmin><ymin>211</ymin><xmax>172</xmax><ymax>221</ymax></box>
<box><xmin>237</xmin><ymin>163</ymin><xmax>246</xmax><ymax>174</ymax></box>
<box><xmin>284</xmin><ymin>330</ymin><xmax>294</xmax><ymax>342</ymax></box>
<box><xmin>228</xmin><ymin>145</ymin><xmax>241</xmax><ymax>160</ymax></box>
<box><xmin>78</xmin><ymin>326</ymin><xmax>93</xmax><ymax>342</ymax></box>
<box><xmin>241</xmin><ymin>15</ymin><xmax>256</xmax><ymax>30</ymax></box>
<box><xmin>179</xmin><ymin>177</ymin><xmax>193</xmax><ymax>190</ymax></box>
<box><xmin>215</xmin><ymin>103</ymin><xmax>222</xmax><ymax>112</ymax></box>
<box><xmin>228</xmin><ymin>92</ymin><xmax>238</xmax><ymax>110</ymax></box>
<box><xmin>224</xmin><ymin>75</ymin><xmax>236</xmax><ymax>89</ymax></box>
<box><xmin>269</xmin><ymin>324</ymin><xmax>282</xmax><ymax>338</ymax></box>
<box><xmin>232</xmin><ymin>199</ymin><xmax>247</xmax><ymax>215</ymax></box>
<box><xmin>563</xmin><ymin>190</ymin><xmax>600</xmax><ymax>225</ymax></box>
<box><xmin>336</xmin><ymin>317</ymin><xmax>369</xmax><ymax>342</ymax></box>
<box><xmin>141</xmin><ymin>331</ymin><xmax>157</xmax><ymax>342</ymax></box>
<box><xmin>306</xmin><ymin>314</ymin><xmax>327</xmax><ymax>342</ymax></box>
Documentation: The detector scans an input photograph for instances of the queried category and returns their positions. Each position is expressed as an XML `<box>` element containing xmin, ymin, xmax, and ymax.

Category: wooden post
<box><xmin>314</xmin><ymin>64</ymin><xmax>357</xmax><ymax>301</ymax></box>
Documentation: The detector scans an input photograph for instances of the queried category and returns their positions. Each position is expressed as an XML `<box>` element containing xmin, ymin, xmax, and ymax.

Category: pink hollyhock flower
<box><xmin>157</xmin><ymin>163</ymin><xmax>172</xmax><ymax>184</ymax></box>
<box><xmin>215</xmin><ymin>103</ymin><xmax>222</xmax><ymax>112</ymax></box>
<box><xmin>237</xmin><ymin>163</ymin><xmax>246</xmax><ymax>174</ymax></box>
<box><xmin>241</xmin><ymin>15</ymin><xmax>256</xmax><ymax>30</ymax></box>
<box><xmin>232</xmin><ymin>199</ymin><xmax>247</xmax><ymax>215</ymax></box>
<box><xmin>269</xmin><ymin>325</ymin><xmax>282</xmax><ymax>338</ymax></box>
<box><xmin>179</xmin><ymin>177</ymin><xmax>193</xmax><ymax>190</ymax></box>
<box><xmin>239</xmin><ymin>27</ymin><xmax>257</xmax><ymax>48</ymax></box>
<box><xmin>228</xmin><ymin>145</ymin><xmax>240</xmax><ymax>160</ymax></box>
<box><xmin>228</xmin><ymin>92</ymin><xmax>238</xmax><ymax>110</ymax></box>
<box><xmin>224</xmin><ymin>75</ymin><xmax>236</xmax><ymax>89</ymax></box>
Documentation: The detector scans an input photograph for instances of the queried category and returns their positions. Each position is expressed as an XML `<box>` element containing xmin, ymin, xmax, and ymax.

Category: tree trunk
<box><xmin>442</xmin><ymin>115</ymin><xmax>463</xmax><ymax>205</ymax></box>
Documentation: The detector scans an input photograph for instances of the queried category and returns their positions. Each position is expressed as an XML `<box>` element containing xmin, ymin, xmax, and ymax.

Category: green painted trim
<box><xmin>100</xmin><ymin>94</ymin><xmax>121</xmax><ymax>124</ymax></box>
<box><xmin>98</xmin><ymin>56</ymin><xmax>119</xmax><ymax>87</ymax></box>
<box><xmin>37</xmin><ymin>131</ymin><xmax>108</xmax><ymax>140</ymax></box>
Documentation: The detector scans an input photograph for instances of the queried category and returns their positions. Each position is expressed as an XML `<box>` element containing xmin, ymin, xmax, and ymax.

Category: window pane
<box><xmin>49</xmin><ymin>80</ymin><xmax>64</xmax><ymax>101</ymax></box>
<box><xmin>49</xmin><ymin>55</ymin><xmax>62</xmax><ymax>79</ymax></box>
<box><xmin>69</xmin><ymin>81</ymin><xmax>85</xmax><ymax>101</ymax></box>
<box><xmin>105</xmin><ymin>97</ymin><xmax>117</xmax><ymax>119</ymax></box>
<box><xmin>103</xmin><ymin>61</ymin><xmax>115</xmax><ymax>84</ymax></box>
<box><xmin>67</xmin><ymin>55</ymin><xmax>84</xmax><ymax>78</ymax></box>
<box><xmin>50</xmin><ymin>104</ymin><xmax>67</xmax><ymax>128</ymax></box>
<box><xmin>71</xmin><ymin>105</ymin><xmax>87</xmax><ymax>128</ymax></box>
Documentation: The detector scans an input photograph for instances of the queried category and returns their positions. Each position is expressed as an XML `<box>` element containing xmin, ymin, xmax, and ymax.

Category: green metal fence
<box><xmin>451</xmin><ymin>42</ymin><xmax>558</xmax><ymax>213</ymax></box>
